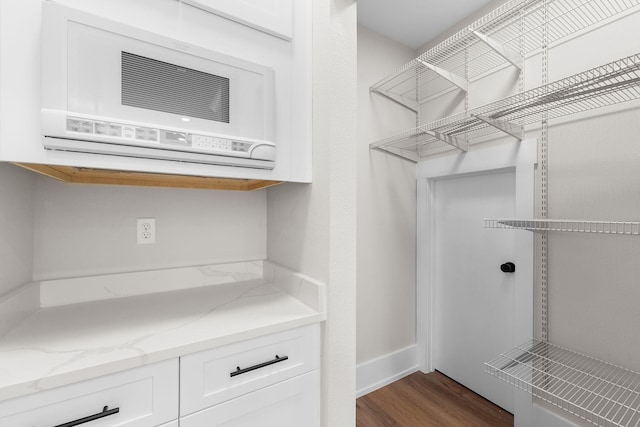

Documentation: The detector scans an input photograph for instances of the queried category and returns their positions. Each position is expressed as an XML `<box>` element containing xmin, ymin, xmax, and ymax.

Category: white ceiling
<box><xmin>357</xmin><ymin>0</ymin><xmax>493</xmax><ymax>50</ymax></box>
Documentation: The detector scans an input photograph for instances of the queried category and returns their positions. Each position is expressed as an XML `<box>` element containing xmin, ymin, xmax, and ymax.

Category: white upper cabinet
<box><xmin>181</xmin><ymin>0</ymin><xmax>294</xmax><ymax>40</ymax></box>
<box><xmin>0</xmin><ymin>0</ymin><xmax>312</xmax><ymax>184</ymax></box>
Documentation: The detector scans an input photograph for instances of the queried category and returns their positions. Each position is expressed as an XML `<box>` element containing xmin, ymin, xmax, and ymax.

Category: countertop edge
<box><xmin>0</xmin><ymin>313</ymin><xmax>324</xmax><ymax>402</ymax></box>
<box><xmin>0</xmin><ymin>261</ymin><xmax>327</xmax><ymax>403</ymax></box>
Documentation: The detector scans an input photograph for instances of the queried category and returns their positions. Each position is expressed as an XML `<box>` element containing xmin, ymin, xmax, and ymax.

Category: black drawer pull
<box><xmin>230</xmin><ymin>355</ymin><xmax>289</xmax><ymax>377</ymax></box>
<box><xmin>53</xmin><ymin>405</ymin><xmax>119</xmax><ymax>427</ymax></box>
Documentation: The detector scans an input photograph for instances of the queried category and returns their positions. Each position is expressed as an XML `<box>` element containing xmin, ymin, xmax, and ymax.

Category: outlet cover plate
<box><xmin>136</xmin><ymin>218</ymin><xmax>156</xmax><ymax>244</ymax></box>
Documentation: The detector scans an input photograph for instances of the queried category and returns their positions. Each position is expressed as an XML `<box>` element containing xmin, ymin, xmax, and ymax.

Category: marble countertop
<box><xmin>0</xmin><ymin>261</ymin><xmax>325</xmax><ymax>401</ymax></box>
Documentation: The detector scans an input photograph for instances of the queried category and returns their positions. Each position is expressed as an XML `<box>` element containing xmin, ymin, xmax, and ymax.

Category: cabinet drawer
<box><xmin>180</xmin><ymin>323</ymin><xmax>320</xmax><ymax>415</ymax></box>
<box><xmin>180</xmin><ymin>371</ymin><xmax>319</xmax><ymax>427</ymax></box>
<box><xmin>0</xmin><ymin>359</ymin><xmax>178</xmax><ymax>427</ymax></box>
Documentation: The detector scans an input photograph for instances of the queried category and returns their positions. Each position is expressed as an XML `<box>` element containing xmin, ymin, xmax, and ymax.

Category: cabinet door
<box><xmin>181</xmin><ymin>0</ymin><xmax>293</xmax><ymax>40</ymax></box>
<box><xmin>158</xmin><ymin>422</ymin><xmax>179</xmax><ymax>427</ymax></box>
<box><xmin>180</xmin><ymin>371</ymin><xmax>319</xmax><ymax>427</ymax></box>
<box><xmin>0</xmin><ymin>359</ymin><xmax>178</xmax><ymax>427</ymax></box>
<box><xmin>180</xmin><ymin>324</ymin><xmax>320</xmax><ymax>415</ymax></box>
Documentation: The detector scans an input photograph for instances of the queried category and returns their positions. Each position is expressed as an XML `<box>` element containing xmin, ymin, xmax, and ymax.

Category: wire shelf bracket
<box><xmin>485</xmin><ymin>218</ymin><xmax>640</xmax><ymax>235</ymax></box>
<box><xmin>369</xmin><ymin>88</ymin><xmax>419</xmax><ymax>114</ymax></box>
<box><xmin>424</xmin><ymin>130</ymin><xmax>470</xmax><ymax>152</ymax></box>
<box><xmin>418</xmin><ymin>60</ymin><xmax>469</xmax><ymax>92</ymax></box>
<box><xmin>486</xmin><ymin>340</ymin><xmax>640</xmax><ymax>427</ymax></box>
<box><xmin>370</xmin><ymin>127</ymin><xmax>470</xmax><ymax>162</ymax></box>
<box><xmin>472</xmin><ymin>114</ymin><xmax>523</xmax><ymax>140</ymax></box>
<box><xmin>472</xmin><ymin>30</ymin><xmax>523</xmax><ymax>70</ymax></box>
<box><xmin>370</xmin><ymin>145</ymin><xmax>420</xmax><ymax>163</ymax></box>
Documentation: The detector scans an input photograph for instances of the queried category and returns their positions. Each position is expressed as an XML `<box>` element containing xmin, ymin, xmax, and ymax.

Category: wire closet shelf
<box><xmin>484</xmin><ymin>219</ymin><xmax>640</xmax><ymax>235</ymax></box>
<box><xmin>486</xmin><ymin>340</ymin><xmax>640</xmax><ymax>427</ymax></box>
<box><xmin>370</xmin><ymin>53</ymin><xmax>640</xmax><ymax>162</ymax></box>
<box><xmin>369</xmin><ymin>0</ymin><xmax>640</xmax><ymax>111</ymax></box>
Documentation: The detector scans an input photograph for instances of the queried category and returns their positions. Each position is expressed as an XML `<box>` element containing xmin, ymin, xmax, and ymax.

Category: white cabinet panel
<box><xmin>180</xmin><ymin>371</ymin><xmax>319</xmax><ymax>427</ymax></box>
<box><xmin>0</xmin><ymin>359</ymin><xmax>178</xmax><ymax>427</ymax></box>
<box><xmin>180</xmin><ymin>324</ymin><xmax>320</xmax><ymax>415</ymax></box>
<box><xmin>181</xmin><ymin>0</ymin><xmax>293</xmax><ymax>40</ymax></box>
<box><xmin>0</xmin><ymin>0</ymin><xmax>312</xmax><ymax>183</ymax></box>
<box><xmin>158</xmin><ymin>421</ymin><xmax>179</xmax><ymax>427</ymax></box>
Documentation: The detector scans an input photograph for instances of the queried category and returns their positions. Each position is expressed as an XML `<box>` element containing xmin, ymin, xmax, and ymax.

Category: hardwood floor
<box><xmin>356</xmin><ymin>371</ymin><xmax>514</xmax><ymax>427</ymax></box>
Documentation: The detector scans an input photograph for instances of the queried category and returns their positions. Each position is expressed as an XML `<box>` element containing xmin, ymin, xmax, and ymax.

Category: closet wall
<box><xmin>356</xmin><ymin>26</ymin><xmax>417</xmax><ymax>371</ymax></box>
<box><xmin>547</xmin><ymin>107</ymin><xmax>640</xmax><ymax>370</ymax></box>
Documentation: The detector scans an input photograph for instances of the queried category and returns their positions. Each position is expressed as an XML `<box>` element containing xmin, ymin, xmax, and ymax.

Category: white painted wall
<box><xmin>356</xmin><ymin>26</ymin><xmax>417</xmax><ymax>366</ymax></box>
<box><xmin>32</xmin><ymin>177</ymin><xmax>266</xmax><ymax>280</ymax></box>
<box><xmin>547</xmin><ymin>107</ymin><xmax>640</xmax><ymax>371</ymax></box>
<box><xmin>267</xmin><ymin>0</ymin><xmax>357</xmax><ymax>425</ymax></box>
<box><xmin>0</xmin><ymin>164</ymin><xmax>35</xmax><ymax>296</ymax></box>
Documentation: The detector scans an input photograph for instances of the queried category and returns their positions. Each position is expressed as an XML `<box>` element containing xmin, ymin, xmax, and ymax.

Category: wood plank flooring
<box><xmin>356</xmin><ymin>371</ymin><xmax>514</xmax><ymax>427</ymax></box>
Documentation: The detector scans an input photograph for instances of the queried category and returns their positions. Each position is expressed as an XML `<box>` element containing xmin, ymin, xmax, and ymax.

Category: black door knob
<box><xmin>500</xmin><ymin>262</ymin><xmax>516</xmax><ymax>273</ymax></box>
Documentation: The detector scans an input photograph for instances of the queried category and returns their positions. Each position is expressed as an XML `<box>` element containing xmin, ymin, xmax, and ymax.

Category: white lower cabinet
<box><xmin>0</xmin><ymin>359</ymin><xmax>179</xmax><ymax>427</ymax></box>
<box><xmin>179</xmin><ymin>371</ymin><xmax>319</xmax><ymax>427</ymax></box>
<box><xmin>0</xmin><ymin>324</ymin><xmax>320</xmax><ymax>427</ymax></box>
<box><xmin>180</xmin><ymin>324</ymin><xmax>321</xmax><ymax>427</ymax></box>
<box><xmin>180</xmin><ymin>324</ymin><xmax>320</xmax><ymax>415</ymax></box>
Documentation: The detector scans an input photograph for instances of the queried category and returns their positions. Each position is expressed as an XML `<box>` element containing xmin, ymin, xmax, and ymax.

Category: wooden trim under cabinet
<box><xmin>14</xmin><ymin>163</ymin><xmax>282</xmax><ymax>191</ymax></box>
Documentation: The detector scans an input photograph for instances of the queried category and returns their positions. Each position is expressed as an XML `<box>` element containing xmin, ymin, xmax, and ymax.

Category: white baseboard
<box><xmin>517</xmin><ymin>399</ymin><xmax>585</xmax><ymax>427</ymax></box>
<box><xmin>356</xmin><ymin>344</ymin><xmax>419</xmax><ymax>398</ymax></box>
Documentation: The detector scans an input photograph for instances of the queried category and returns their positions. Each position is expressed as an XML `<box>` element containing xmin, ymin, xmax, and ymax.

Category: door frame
<box><xmin>416</xmin><ymin>139</ymin><xmax>537</xmax><ymax>374</ymax></box>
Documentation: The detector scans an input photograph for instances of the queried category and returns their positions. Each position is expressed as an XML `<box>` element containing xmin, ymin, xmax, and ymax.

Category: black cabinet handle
<box><xmin>53</xmin><ymin>405</ymin><xmax>119</xmax><ymax>427</ymax></box>
<box><xmin>230</xmin><ymin>355</ymin><xmax>289</xmax><ymax>377</ymax></box>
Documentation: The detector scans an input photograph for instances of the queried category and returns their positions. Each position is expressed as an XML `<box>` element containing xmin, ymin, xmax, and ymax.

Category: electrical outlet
<box><xmin>136</xmin><ymin>218</ymin><xmax>156</xmax><ymax>244</ymax></box>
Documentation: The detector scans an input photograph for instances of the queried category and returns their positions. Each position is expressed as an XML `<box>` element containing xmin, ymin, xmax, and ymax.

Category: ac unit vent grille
<box><xmin>121</xmin><ymin>52</ymin><xmax>230</xmax><ymax>123</ymax></box>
